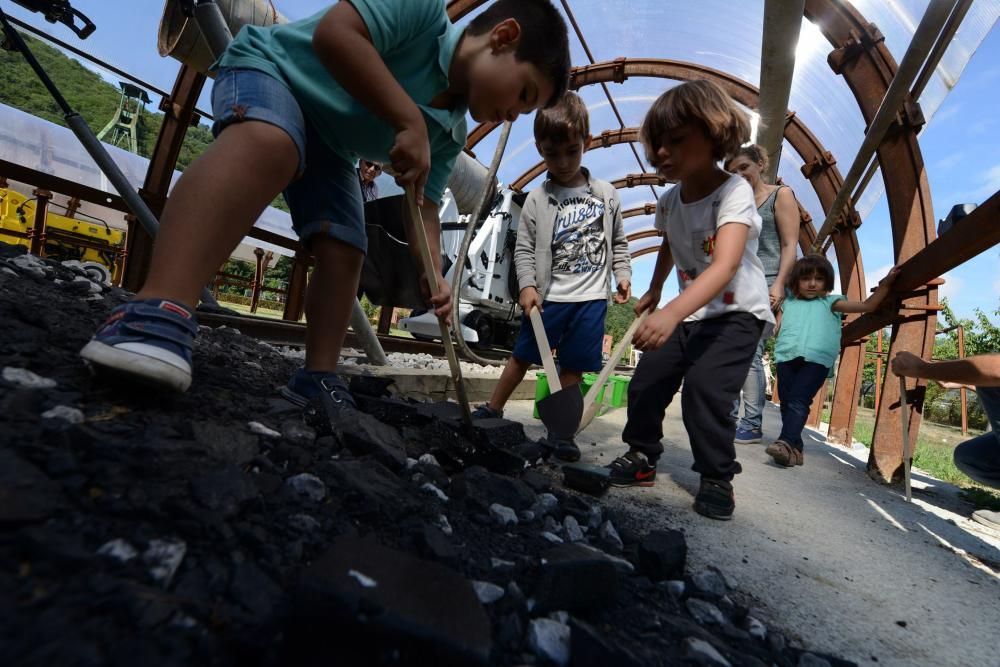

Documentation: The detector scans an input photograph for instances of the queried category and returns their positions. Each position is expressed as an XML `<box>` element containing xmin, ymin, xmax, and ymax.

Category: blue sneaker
<box><xmin>80</xmin><ymin>298</ymin><xmax>198</xmax><ymax>392</ymax></box>
<box><xmin>472</xmin><ymin>403</ymin><xmax>503</xmax><ymax>419</ymax></box>
<box><xmin>734</xmin><ymin>427</ymin><xmax>763</xmax><ymax>445</ymax></box>
<box><xmin>280</xmin><ymin>369</ymin><xmax>358</xmax><ymax>412</ymax></box>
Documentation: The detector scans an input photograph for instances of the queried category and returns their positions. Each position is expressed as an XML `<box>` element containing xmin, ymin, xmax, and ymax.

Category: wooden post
<box><xmin>377</xmin><ymin>306</ymin><xmax>394</xmax><ymax>334</ymax></box>
<box><xmin>28</xmin><ymin>188</ymin><xmax>52</xmax><ymax>256</ymax></box>
<box><xmin>283</xmin><ymin>250</ymin><xmax>309</xmax><ymax>321</ymax></box>
<box><xmin>874</xmin><ymin>328</ymin><xmax>883</xmax><ymax>412</ymax></box>
<box><xmin>250</xmin><ymin>247</ymin><xmax>265</xmax><ymax>314</ymax></box>
<box><xmin>958</xmin><ymin>325</ymin><xmax>967</xmax><ymax>435</ymax></box>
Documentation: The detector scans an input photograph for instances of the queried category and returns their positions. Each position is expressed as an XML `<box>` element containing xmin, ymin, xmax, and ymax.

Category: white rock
<box><xmin>1</xmin><ymin>267</ymin><xmax>18</xmax><ymax>277</ymax></box>
<box><xmin>598</xmin><ymin>520</ymin><xmax>623</xmax><ymax>551</ymax></box>
<box><xmin>528</xmin><ymin>618</ymin><xmax>571</xmax><ymax>667</ymax></box>
<box><xmin>541</xmin><ymin>531</ymin><xmax>564</xmax><ymax>544</ymax></box>
<box><xmin>683</xmin><ymin>637</ymin><xmax>731</xmax><ymax>666</ymax></box>
<box><xmin>573</xmin><ymin>543</ymin><xmax>635</xmax><ymax>573</ymax></box>
<box><xmin>72</xmin><ymin>275</ymin><xmax>102</xmax><ymax>293</ymax></box>
<box><xmin>530</xmin><ymin>493</ymin><xmax>560</xmax><ymax>517</ymax></box>
<box><xmin>143</xmin><ymin>539</ymin><xmax>187</xmax><ymax>587</ymax></box>
<box><xmin>548</xmin><ymin>611</ymin><xmax>570</xmax><ymax>624</ymax></box>
<box><xmin>489</xmin><ymin>503</ymin><xmax>518</xmax><ymax>526</ymax></box>
<box><xmin>471</xmin><ymin>580</ymin><xmax>505</xmax><ymax>604</ymax></box>
<box><xmin>418</xmin><ymin>453</ymin><xmax>441</xmax><ymax>467</ymax></box>
<box><xmin>665</xmin><ymin>580</ymin><xmax>686</xmax><ymax>599</ymax></box>
<box><xmin>491</xmin><ymin>557</ymin><xmax>515</xmax><ymax>571</ymax></box>
<box><xmin>41</xmin><ymin>405</ymin><xmax>85</xmax><ymax>424</ymax></box>
<box><xmin>563</xmin><ymin>516</ymin><xmax>585</xmax><ymax>542</ymax></box>
<box><xmin>519</xmin><ymin>510</ymin><xmax>536</xmax><ymax>523</ymax></box>
<box><xmin>587</xmin><ymin>505</ymin><xmax>603</xmax><ymax>530</ymax></box>
<box><xmin>248</xmin><ymin>421</ymin><xmax>281</xmax><ymax>438</ymax></box>
<box><xmin>435</xmin><ymin>514</ymin><xmax>453</xmax><ymax>536</ymax></box>
<box><xmin>3</xmin><ymin>367</ymin><xmax>57</xmax><ymax>389</ymax></box>
<box><xmin>348</xmin><ymin>569</ymin><xmax>378</xmax><ymax>588</ymax></box>
<box><xmin>285</xmin><ymin>473</ymin><xmax>327</xmax><ymax>502</ymax></box>
<box><xmin>686</xmin><ymin>598</ymin><xmax>727</xmax><ymax>626</ymax></box>
<box><xmin>288</xmin><ymin>514</ymin><xmax>321</xmax><ymax>532</ymax></box>
<box><xmin>405</xmin><ymin>457</ymin><xmax>419</xmax><ymax>470</ymax></box>
<box><xmin>97</xmin><ymin>538</ymin><xmax>138</xmax><ymax>563</ymax></box>
<box><xmin>421</xmin><ymin>482</ymin><xmax>449</xmax><ymax>502</ymax></box>
<box><xmin>692</xmin><ymin>570</ymin><xmax>728</xmax><ymax>598</ymax></box>
<box><xmin>746</xmin><ymin>616</ymin><xmax>767</xmax><ymax>641</ymax></box>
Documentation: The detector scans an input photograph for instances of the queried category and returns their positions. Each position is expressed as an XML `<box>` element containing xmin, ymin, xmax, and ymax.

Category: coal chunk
<box><xmin>190</xmin><ymin>465</ymin><xmax>259</xmax><ymax>518</ymax></box>
<box><xmin>348</xmin><ymin>374</ymin><xmax>396</xmax><ymax>398</ymax></box>
<box><xmin>570</xmin><ymin>617</ymin><xmax>643</xmax><ymax>667</ymax></box>
<box><xmin>288</xmin><ymin>535</ymin><xmax>491</xmax><ymax>666</ymax></box>
<box><xmin>450</xmin><ymin>466</ymin><xmax>536</xmax><ymax>512</ymax></box>
<box><xmin>0</xmin><ymin>450</ymin><xmax>65</xmax><ymax>524</ymax></box>
<box><xmin>332</xmin><ymin>410</ymin><xmax>408</xmax><ymax>471</ymax></box>
<box><xmin>533</xmin><ymin>543</ymin><xmax>620</xmax><ymax>613</ymax></box>
<box><xmin>639</xmin><ymin>529</ymin><xmax>687</xmax><ymax>581</ymax></box>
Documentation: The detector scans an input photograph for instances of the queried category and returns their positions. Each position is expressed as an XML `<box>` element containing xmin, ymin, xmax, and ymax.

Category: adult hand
<box><xmin>891</xmin><ymin>350</ymin><xmax>927</xmax><ymax>379</ymax></box>
<box><xmin>420</xmin><ymin>273</ymin><xmax>453</xmax><ymax>326</ymax></box>
<box><xmin>769</xmin><ymin>283</ymin><xmax>785</xmax><ymax>311</ymax></box>
<box><xmin>614</xmin><ymin>280</ymin><xmax>632</xmax><ymax>304</ymax></box>
<box><xmin>634</xmin><ymin>289</ymin><xmax>661</xmax><ymax>316</ymax></box>
<box><xmin>519</xmin><ymin>286</ymin><xmax>543</xmax><ymax>314</ymax></box>
<box><xmin>389</xmin><ymin>121</ymin><xmax>430</xmax><ymax>206</ymax></box>
<box><xmin>935</xmin><ymin>380</ymin><xmax>968</xmax><ymax>391</ymax></box>
<box><xmin>633</xmin><ymin>309</ymin><xmax>678</xmax><ymax>351</ymax></box>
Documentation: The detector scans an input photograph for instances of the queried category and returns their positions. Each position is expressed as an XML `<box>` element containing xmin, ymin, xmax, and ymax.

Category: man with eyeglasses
<box><xmin>357</xmin><ymin>159</ymin><xmax>382</xmax><ymax>202</ymax></box>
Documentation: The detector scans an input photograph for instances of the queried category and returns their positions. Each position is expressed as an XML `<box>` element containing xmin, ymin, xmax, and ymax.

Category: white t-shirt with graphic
<box><xmin>547</xmin><ymin>183</ymin><xmax>609</xmax><ymax>303</ymax></box>
<box><xmin>653</xmin><ymin>174</ymin><xmax>774</xmax><ymax>325</ymax></box>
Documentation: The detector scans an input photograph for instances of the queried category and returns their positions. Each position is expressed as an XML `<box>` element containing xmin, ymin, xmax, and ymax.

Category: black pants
<box><xmin>623</xmin><ymin>313</ymin><xmax>764</xmax><ymax>481</ymax></box>
<box><xmin>775</xmin><ymin>357</ymin><xmax>830</xmax><ymax>450</ymax></box>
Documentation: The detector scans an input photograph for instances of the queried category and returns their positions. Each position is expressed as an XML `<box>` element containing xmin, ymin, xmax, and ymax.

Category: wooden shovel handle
<box><xmin>528</xmin><ymin>306</ymin><xmax>561</xmax><ymax>392</ymax></box>
<box><xmin>583</xmin><ymin>311</ymin><xmax>648</xmax><ymax>407</ymax></box>
<box><xmin>405</xmin><ymin>186</ymin><xmax>472</xmax><ymax>427</ymax></box>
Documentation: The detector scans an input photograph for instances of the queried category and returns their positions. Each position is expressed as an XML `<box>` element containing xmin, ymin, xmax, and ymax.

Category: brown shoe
<box><xmin>766</xmin><ymin>439</ymin><xmax>803</xmax><ymax>467</ymax></box>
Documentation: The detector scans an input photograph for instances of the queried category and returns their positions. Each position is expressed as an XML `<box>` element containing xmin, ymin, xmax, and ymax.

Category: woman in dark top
<box><xmin>726</xmin><ymin>144</ymin><xmax>800</xmax><ymax>444</ymax></box>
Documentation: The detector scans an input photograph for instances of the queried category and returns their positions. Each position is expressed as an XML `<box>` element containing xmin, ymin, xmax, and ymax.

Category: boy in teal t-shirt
<box><xmin>81</xmin><ymin>1</ymin><xmax>570</xmax><ymax>414</ymax></box>
<box><xmin>767</xmin><ymin>255</ymin><xmax>898</xmax><ymax>467</ymax></box>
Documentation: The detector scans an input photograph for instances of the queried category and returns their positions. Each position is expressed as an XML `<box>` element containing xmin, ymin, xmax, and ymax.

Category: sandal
<box><xmin>765</xmin><ymin>439</ymin><xmax>803</xmax><ymax>467</ymax></box>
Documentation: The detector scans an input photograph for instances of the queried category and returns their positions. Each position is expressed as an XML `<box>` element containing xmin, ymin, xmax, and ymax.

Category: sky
<box><xmin>3</xmin><ymin>1</ymin><xmax>997</xmax><ymax>320</ymax></box>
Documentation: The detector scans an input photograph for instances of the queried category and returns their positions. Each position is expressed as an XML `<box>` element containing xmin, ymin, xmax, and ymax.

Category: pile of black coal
<box><xmin>0</xmin><ymin>242</ymin><xmax>852</xmax><ymax>667</ymax></box>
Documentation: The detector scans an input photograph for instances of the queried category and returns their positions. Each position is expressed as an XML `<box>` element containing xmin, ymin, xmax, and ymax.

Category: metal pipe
<box><xmin>811</xmin><ymin>0</ymin><xmax>959</xmax><ymax>252</ymax></box>
<box><xmin>757</xmin><ymin>0</ymin><xmax>806</xmax><ymax>182</ymax></box>
<box><xmin>451</xmin><ymin>121</ymin><xmax>512</xmax><ymax>367</ymax></box>
<box><xmin>558</xmin><ymin>0</ymin><xmax>657</xmax><ymax>200</ymax></box>
<box><xmin>193</xmin><ymin>0</ymin><xmax>235</xmax><ymax>61</ymax></box>
<box><xmin>849</xmin><ymin>0</ymin><xmax>972</xmax><ymax>208</ymax></box>
<box><xmin>350</xmin><ymin>298</ymin><xmax>387</xmax><ymax>366</ymax></box>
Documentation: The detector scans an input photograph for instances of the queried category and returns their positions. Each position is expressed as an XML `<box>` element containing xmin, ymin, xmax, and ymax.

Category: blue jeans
<box><xmin>211</xmin><ymin>67</ymin><xmax>368</xmax><ymax>253</ymax></box>
<box><xmin>776</xmin><ymin>357</ymin><xmax>830</xmax><ymax>450</ymax></box>
<box><xmin>953</xmin><ymin>386</ymin><xmax>1000</xmax><ymax>489</ymax></box>
<box><xmin>733</xmin><ymin>335</ymin><xmax>768</xmax><ymax>431</ymax></box>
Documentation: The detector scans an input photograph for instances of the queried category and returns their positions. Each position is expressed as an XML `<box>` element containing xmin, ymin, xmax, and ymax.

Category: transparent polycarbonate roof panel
<box><xmin>458</xmin><ymin>0</ymin><xmax>998</xmax><ymax>233</ymax></box>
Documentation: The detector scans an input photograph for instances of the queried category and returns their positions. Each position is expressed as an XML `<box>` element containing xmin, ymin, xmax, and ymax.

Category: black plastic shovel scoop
<box><xmin>529</xmin><ymin>307</ymin><xmax>583</xmax><ymax>440</ymax></box>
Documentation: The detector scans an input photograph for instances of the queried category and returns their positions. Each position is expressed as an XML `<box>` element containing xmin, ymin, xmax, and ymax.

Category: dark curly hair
<box><xmin>789</xmin><ymin>254</ymin><xmax>835</xmax><ymax>297</ymax></box>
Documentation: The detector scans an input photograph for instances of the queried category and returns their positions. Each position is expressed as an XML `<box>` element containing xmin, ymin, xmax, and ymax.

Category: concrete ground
<box><xmin>504</xmin><ymin>399</ymin><xmax>1000</xmax><ymax>667</ymax></box>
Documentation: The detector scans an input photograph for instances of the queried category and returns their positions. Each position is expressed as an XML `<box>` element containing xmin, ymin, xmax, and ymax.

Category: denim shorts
<box><xmin>211</xmin><ymin>67</ymin><xmax>367</xmax><ymax>253</ymax></box>
<box><xmin>512</xmin><ymin>299</ymin><xmax>608</xmax><ymax>372</ymax></box>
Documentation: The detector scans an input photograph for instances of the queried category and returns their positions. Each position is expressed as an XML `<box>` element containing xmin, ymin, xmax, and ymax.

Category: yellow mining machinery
<box><xmin>0</xmin><ymin>185</ymin><xmax>125</xmax><ymax>284</ymax></box>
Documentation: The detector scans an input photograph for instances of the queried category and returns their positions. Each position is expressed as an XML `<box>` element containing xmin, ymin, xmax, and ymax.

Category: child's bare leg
<box><xmin>486</xmin><ymin>356</ymin><xmax>533</xmax><ymax>412</ymax></box>
<box><xmin>559</xmin><ymin>369</ymin><xmax>583</xmax><ymax>390</ymax></box>
<box><xmin>136</xmin><ymin>121</ymin><xmax>298</xmax><ymax>308</ymax></box>
<box><xmin>302</xmin><ymin>237</ymin><xmax>365</xmax><ymax>372</ymax></box>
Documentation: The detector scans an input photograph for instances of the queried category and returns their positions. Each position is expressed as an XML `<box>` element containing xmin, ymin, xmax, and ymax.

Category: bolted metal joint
<box><xmin>801</xmin><ymin>151</ymin><xmax>837</xmax><ymax>180</ymax></box>
<box><xmin>827</xmin><ymin>24</ymin><xmax>885</xmax><ymax>74</ymax></box>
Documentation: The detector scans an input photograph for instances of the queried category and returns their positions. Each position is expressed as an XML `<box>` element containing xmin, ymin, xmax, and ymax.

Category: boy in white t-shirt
<box><xmin>607</xmin><ymin>80</ymin><xmax>774</xmax><ymax>521</ymax></box>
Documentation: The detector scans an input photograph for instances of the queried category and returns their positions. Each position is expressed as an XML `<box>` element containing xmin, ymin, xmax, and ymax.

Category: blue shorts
<box><xmin>511</xmin><ymin>299</ymin><xmax>608</xmax><ymax>372</ymax></box>
<box><xmin>210</xmin><ymin>67</ymin><xmax>367</xmax><ymax>253</ymax></box>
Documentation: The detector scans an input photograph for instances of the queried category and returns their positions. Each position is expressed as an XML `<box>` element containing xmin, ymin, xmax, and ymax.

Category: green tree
<box><xmin>605</xmin><ymin>298</ymin><xmax>638</xmax><ymax>345</ymax></box>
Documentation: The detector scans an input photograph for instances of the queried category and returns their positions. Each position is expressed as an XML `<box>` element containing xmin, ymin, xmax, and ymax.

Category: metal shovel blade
<box><xmin>537</xmin><ymin>386</ymin><xmax>584</xmax><ymax>441</ymax></box>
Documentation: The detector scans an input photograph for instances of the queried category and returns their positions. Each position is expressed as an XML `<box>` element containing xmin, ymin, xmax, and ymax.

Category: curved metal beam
<box><xmin>624</xmin><ymin>203</ymin><xmax>658</xmax><ymax>219</ymax></box>
<box><xmin>631</xmin><ymin>246</ymin><xmax>660</xmax><ymax>260</ymax></box>
<box><xmin>511</xmin><ymin>127</ymin><xmax>640</xmax><ymax>191</ymax></box>
<box><xmin>804</xmin><ymin>0</ymin><xmax>937</xmax><ymax>480</ymax></box>
<box><xmin>627</xmin><ymin>230</ymin><xmax>662</xmax><ymax>243</ymax></box>
<box><xmin>611</xmin><ymin>173</ymin><xmax>672</xmax><ymax>189</ymax></box>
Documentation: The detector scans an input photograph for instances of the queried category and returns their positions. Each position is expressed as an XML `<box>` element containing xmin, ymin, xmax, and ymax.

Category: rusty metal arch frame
<box><xmin>511</xmin><ymin>127</ymin><xmax>639</xmax><ymax>190</ymax></box>
<box><xmin>130</xmin><ymin>1</ymin><xmax>929</xmax><ymax>482</ymax></box>
<box><xmin>803</xmin><ymin>0</ymin><xmax>937</xmax><ymax>481</ymax></box>
<box><xmin>464</xmin><ymin>51</ymin><xmax>872</xmax><ymax>446</ymax></box>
